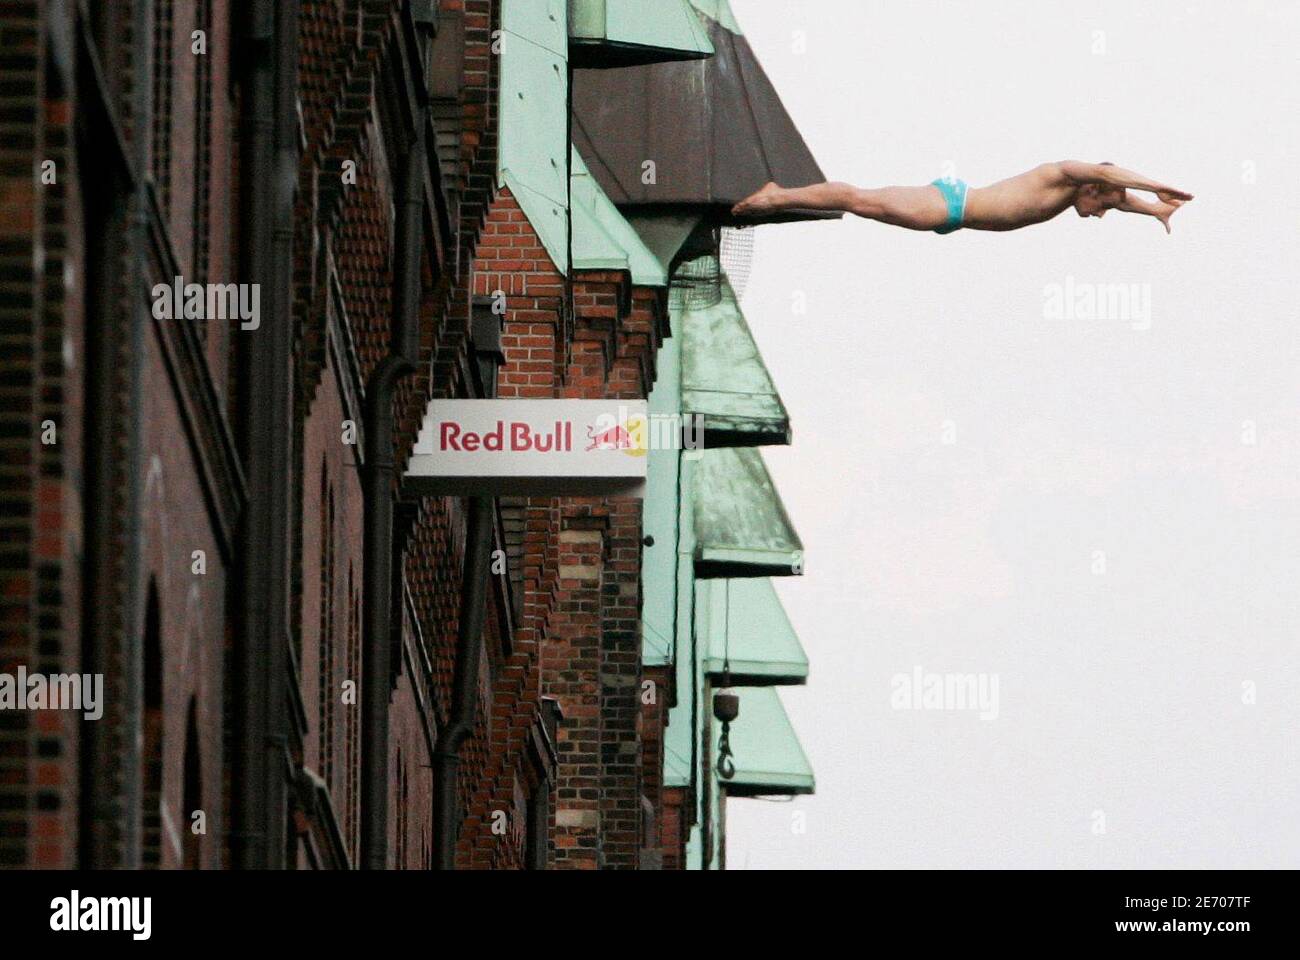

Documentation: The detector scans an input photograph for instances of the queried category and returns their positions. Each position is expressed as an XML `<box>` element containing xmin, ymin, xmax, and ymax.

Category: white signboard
<box><xmin>405</xmin><ymin>399</ymin><xmax>649</xmax><ymax>496</ymax></box>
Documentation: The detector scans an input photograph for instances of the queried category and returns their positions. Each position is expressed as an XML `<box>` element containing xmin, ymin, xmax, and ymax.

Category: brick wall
<box><xmin>136</xmin><ymin>330</ymin><xmax>228</xmax><ymax>869</ymax></box>
<box><xmin>640</xmin><ymin>663</ymin><xmax>673</xmax><ymax>868</ymax></box>
<box><xmin>471</xmin><ymin>196</ymin><xmax>668</xmax><ymax>868</ymax></box>
<box><xmin>1</xmin><ymin>0</ymin><xmax>242</xmax><ymax>870</ymax></box>
<box><xmin>35</xmin><ymin>63</ymin><xmax>84</xmax><ymax>873</ymax></box>
<box><xmin>661</xmin><ymin>786</ymin><xmax>688</xmax><ymax>871</ymax></box>
<box><xmin>461</xmin><ymin>188</ymin><xmax>563</xmax><ymax>868</ymax></box>
<box><xmin>0</xmin><ymin>0</ymin><xmax>679</xmax><ymax>873</ymax></box>
<box><xmin>299</xmin><ymin>349</ymin><xmax>367</xmax><ymax>864</ymax></box>
<box><xmin>0</xmin><ymin>0</ymin><xmax>49</xmax><ymax>868</ymax></box>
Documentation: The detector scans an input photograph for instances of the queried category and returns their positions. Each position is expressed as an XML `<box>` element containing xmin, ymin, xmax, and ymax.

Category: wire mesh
<box><xmin>720</xmin><ymin>226</ymin><xmax>756</xmax><ymax>302</ymax></box>
<box><xmin>670</xmin><ymin>251</ymin><xmax>723</xmax><ymax>310</ymax></box>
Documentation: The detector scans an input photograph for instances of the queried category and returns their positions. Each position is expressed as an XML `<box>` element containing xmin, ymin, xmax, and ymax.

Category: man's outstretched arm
<box><xmin>1058</xmin><ymin>161</ymin><xmax>1194</xmax><ymax>203</ymax></box>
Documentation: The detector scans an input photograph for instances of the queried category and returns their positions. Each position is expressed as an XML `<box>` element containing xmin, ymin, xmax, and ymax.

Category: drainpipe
<box><xmin>233</xmin><ymin>0</ymin><xmax>297</xmax><ymax>869</ymax></box>
<box><xmin>120</xmin><ymin>0</ymin><xmax>151</xmax><ymax>868</ymax></box>
<box><xmin>431</xmin><ymin>494</ymin><xmax>494</xmax><ymax>869</ymax></box>
<box><xmin>265</xmin><ymin>0</ymin><xmax>301</xmax><ymax>869</ymax></box>
<box><xmin>359</xmin><ymin>118</ymin><xmax>425</xmax><ymax>869</ymax></box>
<box><xmin>429</xmin><ymin>284</ymin><xmax>503</xmax><ymax>869</ymax></box>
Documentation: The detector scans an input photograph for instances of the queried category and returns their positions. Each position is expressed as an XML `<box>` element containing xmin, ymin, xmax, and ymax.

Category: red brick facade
<box><xmin>1</xmin><ymin>0</ymin><xmax>676</xmax><ymax>870</ymax></box>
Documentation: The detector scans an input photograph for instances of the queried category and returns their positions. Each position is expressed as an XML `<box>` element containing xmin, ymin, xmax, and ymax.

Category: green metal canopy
<box><xmin>722</xmin><ymin>686</ymin><xmax>814</xmax><ymax>796</ymax></box>
<box><xmin>571</xmin><ymin>147</ymin><xmax>667</xmax><ymax>286</ymax></box>
<box><xmin>498</xmin><ymin>0</ymin><xmax>570</xmax><ymax>273</ymax></box>
<box><xmin>681</xmin><ymin>277</ymin><xmax>790</xmax><ymax>446</ymax></box>
<box><xmin>703</xmin><ymin>579</ymin><xmax>808</xmax><ymax>685</ymax></box>
<box><xmin>693</xmin><ymin>447</ymin><xmax>803</xmax><ymax>578</ymax></box>
<box><xmin>687</xmin><ymin>0</ymin><xmax>743</xmax><ymax>34</ymax></box>
<box><xmin>570</xmin><ymin>0</ymin><xmax>715</xmax><ymax>68</ymax></box>
<box><xmin>640</xmin><ymin>285</ymin><xmax>688</xmax><ymax>667</ymax></box>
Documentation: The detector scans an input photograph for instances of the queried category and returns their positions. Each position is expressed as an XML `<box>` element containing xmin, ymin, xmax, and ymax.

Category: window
<box><xmin>190</xmin><ymin>0</ymin><xmax>213</xmax><ymax>281</ymax></box>
<box><xmin>345</xmin><ymin>566</ymin><xmax>361</xmax><ymax>862</ymax></box>
<box><xmin>141</xmin><ymin>581</ymin><xmax>163</xmax><ymax>868</ymax></box>
<box><xmin>151</xmin><ymin>0</ymin><xmax>176</xmax><ymax>212</ymax></box>
<box><xmin>395</xmin><ymin>749</ymin><xmax>407</xmax><ymax>869</ymax></box>
<box><xmin>471</xmin><ymin>301</ymin><xmax>504</xmax><ymax>398</ymax></box>
<box><xmin>525</xmin><ymin>784</ymin><xmax>549</xmax><ymax>870</ymax></box>
<box><xmin>182</xmin><ymin>698</ymin><xmax>201</xmax><ymax>869</ymax></box>
<box><xmin>318</xmin><ymin>467</ymin><xmax>336</xmax><ymax>789</ymax></box>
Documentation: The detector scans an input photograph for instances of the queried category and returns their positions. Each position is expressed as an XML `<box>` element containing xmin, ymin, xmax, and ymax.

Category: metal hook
<box><xmin>717</xmin><ymin>722</ymin><xmax>735</xmax><ymax>780</ymax></box>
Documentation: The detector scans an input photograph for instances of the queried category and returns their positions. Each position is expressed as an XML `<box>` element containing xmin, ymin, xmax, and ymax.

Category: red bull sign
<box><xmin>405</xmin><ymin>400</ymin><xmax>648</xmax><ymax>496</ymax></box>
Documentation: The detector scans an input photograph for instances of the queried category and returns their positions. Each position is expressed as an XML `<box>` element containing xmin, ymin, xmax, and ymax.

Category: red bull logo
<box><xmin>408</xmin><ymin>400</ymin><xmax>650</xmax><ymax>497</ymax></box>
<box><xmin>585</xmin><ymin>415</ymin><xmax>647</xmax><ymax>457</ymax></box>
<box><xmin>585</xmin><ymin>424</ymin><xmax>632</xmax><ymax>451</ymax></box>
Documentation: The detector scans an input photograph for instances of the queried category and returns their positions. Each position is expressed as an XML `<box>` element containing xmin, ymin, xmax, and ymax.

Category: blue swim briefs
<box><xmin>930</xmin><ymin>176</ymin><xmax>968</xmax><ymax>234</ymax></box>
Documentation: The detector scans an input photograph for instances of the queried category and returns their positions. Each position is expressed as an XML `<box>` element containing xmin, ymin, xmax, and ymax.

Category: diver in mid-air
<box><xmin>733</xmin><ymin>161</ymin><xmax>1193</xmax><ymax>235</ymax></box>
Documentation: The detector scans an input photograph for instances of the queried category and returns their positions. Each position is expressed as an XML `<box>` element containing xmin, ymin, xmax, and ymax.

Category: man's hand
<box><xmin>1156</xmin><ymin>187</ymin><xmax>1194</xmax><ymax>203</ymax></box>
<box><xmin>1117</xmin><ymin>192</ymin><xmax>1187</xmax><ymax>233</ymax></box>
<box><xmin>1154</xmin><ymin>198</ymin><xmax>1186</xmax><ymax>234</ymax></box>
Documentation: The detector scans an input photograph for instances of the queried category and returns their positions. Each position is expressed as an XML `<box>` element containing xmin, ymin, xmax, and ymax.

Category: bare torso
<box><xmin>961</xmin><ymin>164</ymin><xmax>1077</xmax><ymax>231</ymax></box>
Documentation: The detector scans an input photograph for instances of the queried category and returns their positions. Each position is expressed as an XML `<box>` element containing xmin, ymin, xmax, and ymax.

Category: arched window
<box><xmin>141</xmin><ymin>580</ymin><xmax>163</xmax><ymax>868</ymax></box>
<box><xmin>319</xmin><ymin>466</ymin><xmax>337</xmax><ymax>790</ymax></box>
<box><xmin>182</xmin><ymin>698</ymin><xmax>202</xmax><ymax>869</ymax></box>
<box><xmin>395</xmin><ymin>749</ymin><xmax>407</xmax><ymax>870</ymax></box>
<box><xmin>345</xmin><ymin>564</ymin><xmax>360</xmax><ymax>860</ymax></box>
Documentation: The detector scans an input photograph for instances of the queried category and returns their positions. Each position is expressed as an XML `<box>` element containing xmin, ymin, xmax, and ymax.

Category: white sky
<box><xmin>725</xmin><ymin>0</ymin><xmax>1300</xmax><ymax>868</ymax></box>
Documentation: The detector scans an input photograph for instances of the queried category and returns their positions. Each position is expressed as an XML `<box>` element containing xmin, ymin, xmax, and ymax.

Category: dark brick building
<box><xmin>0</xmin><ymin>0</ymin><xmax>819</xmax><ymax>871</ymax></box>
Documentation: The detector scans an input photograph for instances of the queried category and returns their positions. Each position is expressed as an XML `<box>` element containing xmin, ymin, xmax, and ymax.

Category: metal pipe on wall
<box><xmin>119</xmin><ymin>0</ymin><xmax>155</xmax><ymax>869</ymax></box>
<box><xmin>233</xmin><ymin>0</ymin><xmax>298</xmax><ymax>870</ymax></box>
<box><xmin>431</xmin><ymin>495</ymin><xmax>494</xmax><ymax>870</ymax></box>
<box><xmin>359</xmin><ymin>117</ymin><xmax>425</xmax><ymax>870</ymax></box>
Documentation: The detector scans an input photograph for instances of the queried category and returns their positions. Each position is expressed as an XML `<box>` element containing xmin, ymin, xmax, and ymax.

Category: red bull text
<box><xmin>440</xmin><ymin>420</ymin><xmax>574</xmax><ymax>453</ymax></box>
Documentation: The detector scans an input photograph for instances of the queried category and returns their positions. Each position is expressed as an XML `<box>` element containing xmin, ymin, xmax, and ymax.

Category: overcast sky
<box><xmin>725</xmin><ymin>0</ymin><xmax>1300</xmax><ymax>868</ymax></box>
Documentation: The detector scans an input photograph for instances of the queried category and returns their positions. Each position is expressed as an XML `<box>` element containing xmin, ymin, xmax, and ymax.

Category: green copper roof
<box><xmin>641</xmin><ymin>296</ymin><xmax>689</xmax><ymax>665</ymax></box>
<box><xmin>571</xmin><ymin>147</ymin><xmax>667</xmax><ymax>286</ymax></box>
<box><xmin>689</xmin><ymin>0</ymin><xmax>743</xmax><ymax>34</ymax></box>
<box><xmin>505</xmin><ymin>0</ymin><xmax>568</xmax><ymax>55</ymax></box>
<box><xmin>641</xmin><ymin>454</ymin><xmax>684</xmax><ymax>666</ymax></box>
<box><xmin>693</xmin><ymin>447</ymin><xmax>804</xmax><ymax>578</ymax></box>
<box><xmin>681</xmin><ymin>276</ymin><xmax>791</xmax><ymax>446</ymax></box>
<box><xmin>570</xmin><ymin>0</ymin><xmax>715</xmax><ymax>68</ymax></box>
<box><xmin>640</xmin><ymin>459</ymin><xmax>678</xmax><ymax>666</ymax></box>
<box><xmin>665</xmin><ymin>738</ymin><xmax>692</xmax><ymax>787</ymax></box>
<box><xmin>703</xmin><ymin>579</ymin><xmax>808</xmax><ymax>685</ymax></box>
<box><xmin>499</xmin><ymin>0</ymin><xmax>570</xmax><ymax>273</ymax></box>
<box><xmin>723</xmin><ymin>687</ymin><xmax>814</xmax><ymax>796</ymax></box>
<box><xmin>661</xmin><ymin>561</ymin><xmax>695</xmax><ymax>784</ymax></box>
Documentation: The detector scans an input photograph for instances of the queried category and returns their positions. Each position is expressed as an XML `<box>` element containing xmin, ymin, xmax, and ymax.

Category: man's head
<box><xmin>1074</xmin><ymin>162</ymin><xmax>1125</xmax><ymax>217</ymax></box>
